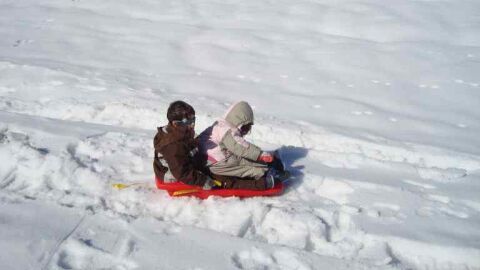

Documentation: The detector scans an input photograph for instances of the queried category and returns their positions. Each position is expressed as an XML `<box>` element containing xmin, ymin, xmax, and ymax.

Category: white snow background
<box><xmin>1</xmin><ymin>0</ymin><xmax>480</xmax><ymax>269</ymax></box>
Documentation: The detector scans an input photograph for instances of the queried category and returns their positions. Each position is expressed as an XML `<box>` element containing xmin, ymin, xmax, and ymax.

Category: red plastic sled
<box><xmin>155</xmin><ymin>177</ymin><xmax>284</xmax><ymax>199</ymax></box>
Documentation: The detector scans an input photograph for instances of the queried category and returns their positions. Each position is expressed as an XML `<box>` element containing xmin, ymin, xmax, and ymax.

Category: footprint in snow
<box><xmin>454</xmin><ymin>80</ymin><xmax>479</xmax><ymax>87</ymax></box>
<box><xmin>417</xmin><ymin>167</ymin><xmax>467</xmax><ymax>183</ymax></box>
<box><xmin>403</xmin><ymin>179</ymin><xmax>436</xmax><ymax>190</ymax></box>
<box><xmin>13</xmin><ymin>39</ymin><xmax>34</xmax><ymax>47</ymax></box>
<box><xmin>361</xmin><ymin>204</ymin><xmax>405</xmax><ymax>222</ymax></box>
<box><xmin>417</xmin><ymin>205</ymin><xmax>469</xmax><ymax>219</ymax></box>
<box><xmin>417</xmin><ymin>195</ymin><xmax>469</xmax><ymax>219</ymax></box>
<box><xmin>0</xmin><ymin>86</ymin><xmax>16</xmax><ymax>94</ymax></box>
<box><xmin>79</xmin><ymin>85</ymin><xmax>107</xmax><ymax>92</ymax></box>
<box><xmin>416</xmin><ymin>206</ymin><xmax>435</xmax><ymax>217</ymax></box>
<box><xmin>423</xmin><ymin>194</ymin><xmax>450</xmax><ymax>204</ymax></box>
<box><xmin>56</xmin><ymin>238</ymin><xmax>137</xmax><ymax>270</ymax></box>
<box><xmin>351</xmin><ymin>111</ymin><xmax>373</xmax><ymax>116</ymax></box>
<box><xmin>50</xmin><ymin>81</ymin><xmax>64</xmax><ymax>86</ymax></box>
<box><xmin>418</xmin><ymin>84</ymin><xmax>440</xmax><ymax>89</ymax></box>
<box><xmin>373</xmin><ymin>202</ymin><xmax>401</xmax><ymax>211</ymax></box>
<box><xmin>438</xmin><ymin>206</ymin><xmax>469</xmax><ymax>219</ymax></box>
<box><xmin>369</xmin><ymin>80</ymin><xmax>391</xmax><ymax>86</ymax></box>
<box><xmin>157</xmin><ymin>225</ymin><xmax>182</xmax><ymax>236</ymax></box>
<box><xmin>232</xmin><ymin>247</ymin><xmax>311</xmax><ymax>270</ymax></box>
<box><xmin>370</xmin><ymin>203</ymin><xmax>404</xmax><ymax>220</ymax></box>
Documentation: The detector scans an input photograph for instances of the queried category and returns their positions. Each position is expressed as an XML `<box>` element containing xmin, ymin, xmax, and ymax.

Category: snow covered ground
<box><xmin>1</xmin><ymin>0</ymin><xmax>480</xmax><ymax>269</ymax></box>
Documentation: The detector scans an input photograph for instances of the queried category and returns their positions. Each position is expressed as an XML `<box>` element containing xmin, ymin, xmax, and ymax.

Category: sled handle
<box><xmin>112</xmin><ymin>182</ymin><xmax>149</xmax><ymax>190</ymax></box>
<box><xmin>172</xmin><ymin>189</ymin><xmax>200</xmax><ymax>196</ymax></box>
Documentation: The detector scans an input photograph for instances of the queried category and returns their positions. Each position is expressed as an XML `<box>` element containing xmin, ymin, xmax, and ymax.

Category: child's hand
<box><xmin>258</xmin><ymin>152</ymin><xmax>274</xmax><ymax>163</ymax></box>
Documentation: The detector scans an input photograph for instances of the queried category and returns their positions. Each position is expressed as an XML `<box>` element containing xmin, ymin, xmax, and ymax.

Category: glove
<box><xmin>258</xmin><ymin>152</ymin><xmax>274</xmax><ymax>163</ymax></box>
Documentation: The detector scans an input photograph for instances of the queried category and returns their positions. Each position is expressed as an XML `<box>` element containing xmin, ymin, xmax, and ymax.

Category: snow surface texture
<box><xmin>1</xmin><ymin>0</ymin><xmax>480</xmax><ymax>269</ymax></box>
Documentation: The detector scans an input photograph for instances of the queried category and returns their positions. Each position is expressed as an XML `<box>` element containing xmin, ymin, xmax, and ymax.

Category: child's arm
<box><xmin>161</xmin><ymin>143</ymin><xmax>209</xmax><ymax>187</ymax></box>
<box><xmin>220</xmin><ymin>131</ymin><xmax>262</xmax><ymax>161</ymax></box>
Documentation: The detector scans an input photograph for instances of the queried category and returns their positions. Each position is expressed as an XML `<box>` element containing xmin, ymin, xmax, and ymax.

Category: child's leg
<box><xmin>210</xmin><ymin>155</ymin><xmax>268</xmax><ymax>180</ymax></box>
<box><xmin>212</xmin><ymin>174</ymin><xmax>268</xmax><ymax>190</ymax></box>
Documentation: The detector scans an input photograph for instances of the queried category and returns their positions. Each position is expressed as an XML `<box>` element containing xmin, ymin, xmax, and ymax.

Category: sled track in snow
<box><xmin>42</xmin><ymin>214</ymin><xmax>87</xmax><ymax>270</ymax></box>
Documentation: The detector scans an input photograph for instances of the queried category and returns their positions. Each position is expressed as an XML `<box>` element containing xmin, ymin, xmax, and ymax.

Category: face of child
<box><xmin>240</xmin><ymin>123</ymin><xmax>252</xmax><ymax>136</ymax></box>
<box><xmin>172</xmin><ymin>114</ymin><xmax>196</xmax><ymax>137</ymax></box>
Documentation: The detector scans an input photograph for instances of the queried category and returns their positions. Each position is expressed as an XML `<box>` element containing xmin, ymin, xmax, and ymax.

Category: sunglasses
<box><xmin>173</xmin><ymin>117</ymin><xmax>196</xmax><ymax>126</ymax></box>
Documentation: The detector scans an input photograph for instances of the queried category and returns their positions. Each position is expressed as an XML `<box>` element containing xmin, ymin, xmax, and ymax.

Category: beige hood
<box><xmin>224</xmin><ymin>101</ymin><xmax>254</xmax><ymax>128</ymax></box>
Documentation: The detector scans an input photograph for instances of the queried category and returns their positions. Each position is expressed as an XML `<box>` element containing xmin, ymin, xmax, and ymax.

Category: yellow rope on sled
<box><xmin>113</xmin><ymin>179</ymin><xmax>223</xmax><ymax>194</ymax></box>
<box><xmin>112</xmin><ymin>183</ymin><xmax>148</xmax><ymax>190</ymax></box>
<box><xmin>112</xmin><ymin>183</ymin><xmax>128</xmax><ymax>190</ymax></box>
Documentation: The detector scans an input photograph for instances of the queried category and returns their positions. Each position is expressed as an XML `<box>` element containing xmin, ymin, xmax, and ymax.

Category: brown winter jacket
<box><xmin>153</xmin><ymin>125</ymin><xmax>210</xmax><ymax>187</ymax></box>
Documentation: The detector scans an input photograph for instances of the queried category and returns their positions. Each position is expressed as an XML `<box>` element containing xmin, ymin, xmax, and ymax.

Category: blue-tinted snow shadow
<box><xmin>277</xmin><ymin>145</ymin><xmax>308</xmax><ymax>192</ymax></box>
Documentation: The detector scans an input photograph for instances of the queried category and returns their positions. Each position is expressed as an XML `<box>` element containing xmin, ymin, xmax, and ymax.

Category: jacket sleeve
<box><xmin>220</xmin><ymin>131</ymin><xmax>262</xmax><ymax>161</ymax></box>
<box><xmin>161</xmin><ymin>143</ymin><xmax>208</xmax><ymax>187</ymax></box>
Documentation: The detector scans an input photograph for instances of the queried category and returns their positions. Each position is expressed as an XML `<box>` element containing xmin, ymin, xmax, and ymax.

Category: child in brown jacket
<box><xmin>153</xmin><ymin>101</ymin><xmax>211</xmax><ymax>187</ymax></box>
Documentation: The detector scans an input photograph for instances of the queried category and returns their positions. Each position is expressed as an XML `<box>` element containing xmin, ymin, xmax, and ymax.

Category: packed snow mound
<box><xmin>1</xmin><ymin>0</ymin><xmax>480</xmax><ymax>269</ymax></box>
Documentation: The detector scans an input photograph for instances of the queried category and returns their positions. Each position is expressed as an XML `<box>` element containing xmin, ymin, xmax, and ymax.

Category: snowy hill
<box><xmin>1</xmin><ymin>0</ymin><xmax>479</xmax><ymax>269</ymax></box>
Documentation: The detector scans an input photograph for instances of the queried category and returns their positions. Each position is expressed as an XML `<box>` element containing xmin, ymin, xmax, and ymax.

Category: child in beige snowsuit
<box><xmin>198</xmin><ymin>101</ymin><xmax>275</xmax><ymax>184</ymax></box>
